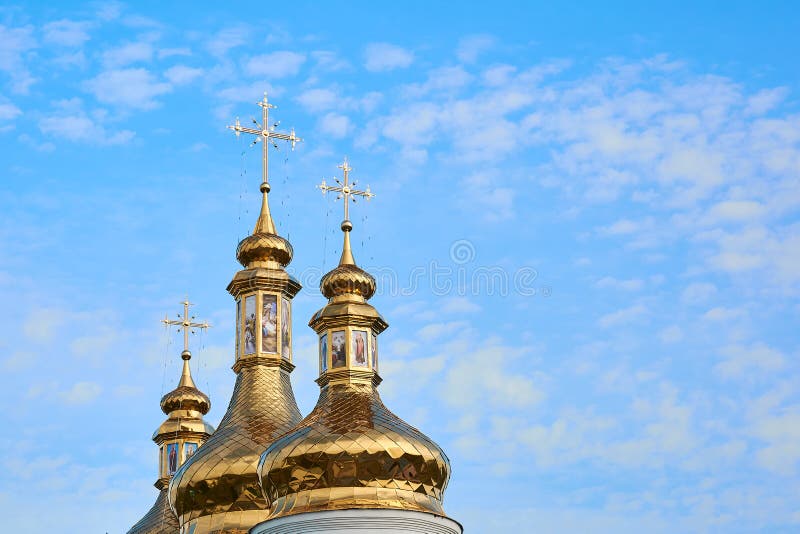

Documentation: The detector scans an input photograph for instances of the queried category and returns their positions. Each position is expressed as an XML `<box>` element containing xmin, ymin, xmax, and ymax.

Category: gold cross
<box><xmin>318</xmin><ymin>157</ymin><xmax>374</xmax><ymax>221</ymax></box>
<box><xmin>227</xmin><ymin>92</ymin><xmax>302</xmax><ymax>188</ymax></box>
<box><xmin>162</xmin><ymin>299</ymin><xmax>210</xmax><ymax>353</ymax></box>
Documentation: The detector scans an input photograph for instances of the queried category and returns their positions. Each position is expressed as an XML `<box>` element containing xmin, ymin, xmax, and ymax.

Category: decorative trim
<box><xmin>250</xmin><ymin>509</ymin><xmax>462</xmax><ymax>534</ymax></box>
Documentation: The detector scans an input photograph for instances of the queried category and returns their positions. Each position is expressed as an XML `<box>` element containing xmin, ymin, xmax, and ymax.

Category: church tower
<box><xmin>128</xmin><ymin>301</ymin><xmax>215</xmax><ymax>534</ymax></box>
<box><xmin>252</xmin><ymin>159</ymin><xmax>463</xmax><ymax>533</ymax></box>
<box><xmin>169</xmin><ymin>95</ymin><xmax>304</xmax><ymax>533</ymax></box>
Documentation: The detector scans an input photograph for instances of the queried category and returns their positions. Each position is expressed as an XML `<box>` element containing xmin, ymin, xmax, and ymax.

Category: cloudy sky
<box><xmin>1</xmin><ymin>1</ymin><xmax>799</xmax><ymax>532</ymax></box>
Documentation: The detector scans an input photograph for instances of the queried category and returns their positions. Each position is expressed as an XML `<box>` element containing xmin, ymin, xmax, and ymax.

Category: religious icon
<box><xmin>167</xmin><ymin>442</ymin><xmax>179</xmax><ymax>475</ymax></box>
<box><xmin>331</xmin><ymin>330</ymin><xmax>346</xmax><ymax>368</ymax></box>
<box><xmin>281</xmin><ymin>297</ymin><xmax>291</xmax><ymax>359</ymax></box>
<box><xmin>261</xmin><ymin>294</ymin><xmax>278</xmax><ymax>353</ymax></box>
<box><xmin>235</xmin><ymin>300</ymin><xmax>241</xmax><ymax>359</ymax></box>
<box><xmin>185</xmin><ymin>442</ymin><xmax>198</xmax><ymax>460</ymax></box>
<box><xmin>352</xmin><ymin>330</ymin><xmax>368</xmax><ymax>366</ymax></box>
<box><xmin>244</xmin><ymin>295</ymin><xmax>256</xmax><ymax>354</ymax></box>
<box><xmin>320</xmin><ymin>333</ymin><xmax>328</xmax><ymax>372</ymax></box>
<box><xmin>372</xmin><ymin>333</ymin><xmax>378</xmax><ymax>371</ymax></box>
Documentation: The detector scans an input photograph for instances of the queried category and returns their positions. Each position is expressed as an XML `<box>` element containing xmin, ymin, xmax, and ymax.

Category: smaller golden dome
<box><xmin>235</xmin><ymin>182</ymin><xmax>295</xmax><ymax>269</ymax></box>
<box><xmin>320</xmin><ymin>264</ymin><xmax>376</xmax><ymax>300</ymax></box>
<box><xmin>159</xmin><ymin>350</ymin><xmax>211</xmax><ymax>415</ymax></box>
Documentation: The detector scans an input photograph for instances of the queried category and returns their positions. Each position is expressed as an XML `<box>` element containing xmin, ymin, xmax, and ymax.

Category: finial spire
<box><xmin>162</xmin><ymin>298</ymin><xmax>210</xmax><ymax>388</ymax></box>
<box><xmin>318</xmin><ymin>157</ymin><xmax>375</xmax><ymax>266</ymax></box>
<box><xmin>228</xmin><ymin>92</ymin><xmax>303</xmax><ymax>236</ymax></box>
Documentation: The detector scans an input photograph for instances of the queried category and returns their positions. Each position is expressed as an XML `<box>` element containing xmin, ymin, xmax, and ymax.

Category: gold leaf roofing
<box><xmin>169</xmin><ymin>361</ymin><xmax>302</xmax><ymax>532</ymax></box>
<box><xmin>127</xmin><ymin>488</ymin><xmax>179</xmax><ymax>534</ymax></box>
<box><xmin>258</xmin><ymin>381</ymin><xmax>450</xmax><ymax>518</ymax></box>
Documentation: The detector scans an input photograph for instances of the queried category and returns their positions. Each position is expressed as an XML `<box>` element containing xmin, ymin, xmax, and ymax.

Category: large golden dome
<box><xmin>258</xmin><ymin>164</ymin><xmax>454</xmax><ymax>522</ymax></box>
<box><xmin>258</xmin><ymin>376</ymin><xmax>451</xmax><ymax>517</ymax></box>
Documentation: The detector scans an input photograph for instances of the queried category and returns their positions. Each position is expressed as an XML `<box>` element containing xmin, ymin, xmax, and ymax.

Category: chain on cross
<box><xmin>162</xmin><ymin>299</ymin><xmax>210</xmax><ymax>353</ymax></box>
<box><xmin>318</xmin><ymin>157</ymin><xmax>375</xmax><ymax>222</ymax></box>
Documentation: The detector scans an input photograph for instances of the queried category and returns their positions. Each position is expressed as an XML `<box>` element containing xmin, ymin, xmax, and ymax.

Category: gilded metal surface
<box><xmin>258</xmin><ymin>381</ymin><xmax>450</xmax><ymax>518</ymax></box>
<box><xmin>127</xmin><ymin>488</ymin><xmax>180</xmax><ymax>534</ymax></box>
<box><xmin>169</xmin><ymin>362</ymin><xmax>302</xmax><ymax>531</ymax></box>
<box><xmin>320</xmin><ymin>264</ymin><xmax>376</xmax><ymax>300</ymax></box>
<box><xmin>236</xmin><ymin>233</ymin><xmax>293</xmax><ymax>269</ymax></box>
<box><xmin>257</xmin><ymin>164</ymin><xmax>453</xmax><ymax>521</ymax></box>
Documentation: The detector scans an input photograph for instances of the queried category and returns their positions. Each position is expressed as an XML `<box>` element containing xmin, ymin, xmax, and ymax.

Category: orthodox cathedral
<box><xmin>127</xmin><ymin>95</ymin><xmax>462</xmax><ymax>534</ymax></box>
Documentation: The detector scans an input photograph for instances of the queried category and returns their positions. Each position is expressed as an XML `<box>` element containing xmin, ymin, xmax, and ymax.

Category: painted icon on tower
<box><xmin>352</xmin><ymin>330</ymin><xmax>368</xmax><ymax>366</ymax></box>
<box><xmin>331</xmin><ymin>330</ymin><xmax>346</xmax><ymax>368</ymax></box>
<box><xmin>281</xmin><ymin>297</ymin><xmax>291</xmax><ymax>359</ymax></box>
<box><xmin>372</xmin><ymin>333</ymin><xmax>378</xmax><ymax>371</ymax></box>
<box><xmin>244</xmin><ymin>295</ymin><xmax>256</xmax><ymax>354</ymax></box>
<box><xmin>320</xmin><ymin>333</ymin><xmax>328</xmax><ymax>371</ymax></box>
<box><xmin>167</xmin><ymin>442</ymin><xmax>178</xmax><ymax>475</ymax></box>
<box><xmin>262</xmin><ymin>294</ymin><xmax>278</xmax><ymax>353</ymax></box>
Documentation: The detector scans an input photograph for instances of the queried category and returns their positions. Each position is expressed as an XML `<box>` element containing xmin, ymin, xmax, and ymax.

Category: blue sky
<box><xmin>1</xmin><ymin>1</ymin><xmax>799</xmax><ymax>532</ymax></box>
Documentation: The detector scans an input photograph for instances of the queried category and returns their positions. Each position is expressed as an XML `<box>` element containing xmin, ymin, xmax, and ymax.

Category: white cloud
<box><xmin>659</xmin><ymin>325</ymin><xmax>683</xmax><ymax>344</ymax></box>
<box><xmin>456</xmin><ymin>34</ymin><xmax>495</xmax><ymax>63</ymax></box>
<box><xmin>745</xmin><ymin>87</ymin><xmax>788</xmax><ymax>115</ymax></box>
<box><xmin>595</xmin><ymin>276</ymin><xmax>644</xmax><ymax>291</ymax></box>
<box><xmin>157</xmin><ymin>47</ymin><xmax>191</xmax><ymax>59</ymax></box>
<box><xmin>85</xmin><ymin>68</ymin><xmax>171</xmax><ymax>109</ymax></box>
<box><xmin>296</xmin><ymin>88</ymin><xmax>338</xmax><ymax>112</ymax></box>
<box><xmin>164</xmin><ymin>65</ymin><xmax>203</xmax><ymax>85</ymax></box>
<box><xmin>0</xmin><ymin>102</ymin><xmax>21</xmax><ymax>121</ymax></box>
<box><xmin>707</xmin><ymin>200</ymin><xmax>765</xmax><ymax>223</ymax></box>
<box><xmin>244</xmin><ymin>51</ymin><xmax>306</xmax><ymax>78</ymax></box>
<box><xmin>600</xmin><ymin>219</ymin><xmax>641</xmax><ymax>235</ymax></box>
<box><xmin>311</xmin><ymin>50</ymin><xmax>350</xmax><ymax>72</ymax></box>
<box><xmin>0</xmin><ymin>24</ymin><xmax>37</xmax><ymax>93</ymax></box>
<box><xmin>404</xmin><ymin>66</ymin><xmax>473</xmax><ymax>97</ymax></box>
<box><xmin>443</xmin><ymin>341</ymin><xmax>543</xmax><ymax>409</ymax></box>
<box><xmin>101</xmin><ymin>41</ymin><xmax>154</xmax><ymax>67</ymax></box>
<box><xmin>460</xmin><ymin>172</ymin><xmax>515</xmax><ymax>221</ymax></box>
<box><xmin>416</xmin><ymin>321</ymin><xmax>467</xmax><ymax>342</ymax></box>
<box><xmin>364</xmin><ymin>42</ymin><xmax>414</xmax><ymax>72</ymax></box>
<box><xmin>598</xmin><ymin>304</ymin><xmax>647</xmax><ymax>328</ymax></box>
<box><xmin>440</xmin><ymin>296</ymin><xmax>481</xmax><ymax>314</ymax></box>
<box><xmin>61</xmin><ymin>381</ymin><xmax>102</xmax><ymax>405</ymax></box>
<box><xmin>680</xmin><ymin>282</ymin><xmax>717</xmax><ymax>305</ymax></box>
<box><xmin>39</xmin><ymin>108</ymin><xmax>135</xmax><ymax>145</ymax></box>
<box><xmin>317</xmin><ymin>112</ymin><xmax>350</xmax><ymax>139</ymax></box>
<box><xmin>42</xmin><ymin>19</ymin><xmax>91</xmax><ymax>47</ymax></box>
<box><xmin>752</xmin><ymin>411</ymin><xmax>800</xmax><ymax>475</ymax></box>
<box><xmin>715</xmin><ymin>343</ymin><xmax>785</xmax><ymax>379</ymax></box>
<box><xmin>206</xmin><ymin>25</ymin><xmax>249</xmax><ymax>57</ymax></box>
<box><xmin>702</xmin><ymin>306</ymin><xmax>746</xmax><ymax>322</ymax></box>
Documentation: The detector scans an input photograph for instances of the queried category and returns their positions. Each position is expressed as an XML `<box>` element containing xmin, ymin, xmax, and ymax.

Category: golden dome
<box><xmin>236</xmin><ymin>182</ymin><xmax>294</xmax><ymax>270</ymax></box>
<box><xmin>258</xmin><ymin>379</ymin><xmax>451</xmax><ymax>517</ymax></box>
<box><xmin>257</xmin><ymin>167</ymin><xmax>453</xmax><ymax>521</ymax></box>
<box><xmin>168</xmin><ymin>360</ymin><xmax>302</xmax><ymax>531</ymax></box>
<box><xmin>160</xmin><ymin>350</ymin><xmax>211</xmax><ymax>415</ymax></box>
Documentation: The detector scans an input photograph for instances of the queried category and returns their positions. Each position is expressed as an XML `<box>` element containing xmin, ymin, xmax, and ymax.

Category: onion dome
<box><xmin>169</xmin><ymin>96</ymin><xmax>304</xmax><ymax>533</ymax></box>
<box><xmin>257</xmin><ymin>164</ymin><xmax>453</xmax><ymax>521</ymax></box>
<box><xmin>128</xmin><ymin>344</ymin><xmax>214</xmax><ymax>534</ymax></box>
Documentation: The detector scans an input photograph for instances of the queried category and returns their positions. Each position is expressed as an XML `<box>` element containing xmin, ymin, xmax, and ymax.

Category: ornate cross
<box><xmin>227</xmin><ymin>92</ymin><xmax>302</xmax><ymax>188</ymax></box>
<box><xmin>318</xmin><ymin>157</ymin><xmax>375</xmax><ymax>221</ymax></box>
<box><xmin>162</xmin><ymin>299</ymin><xmax>210</xmax><ymax>353</ymax></box>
